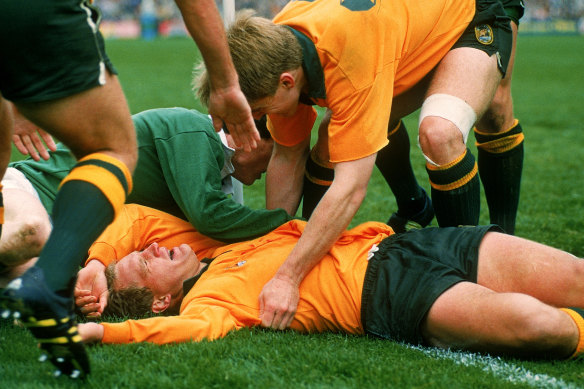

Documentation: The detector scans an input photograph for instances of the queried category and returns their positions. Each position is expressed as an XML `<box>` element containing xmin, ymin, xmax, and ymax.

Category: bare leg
<box><xmin>419</xmin><ymin>47</ymin><xmax>502</xmax><ymax>164</ymax></box>
<box><xmin>477</xmin><ymin>231</ymin><xmax>584</xmax><ymax>307</ymax></box>
<box><xmin>419</xmin><ymin>48</ymin><xmax>502</xmax><ymax>227</ymax></box>
<box><xmin>0</xmin><ymin>96</ymin><xmax>12</xmax><ymax>179</ymax></box>
<box><xmin>16</xmin><ymin>73</ymin><xmax>136</xmax><ymax>168</ymax></box>
<box><xmin>0</xmin><ymin>188</ymin><xmax>51</xmax><ymax>268</ymax></box>
<box><xmin>422</xmin><ymin>282</ymin><xmax>578</xmax><ymax>359</ymax></box>
<box><xmin>0</xmin><ymin>96</ymin><xmax>15</xmax><ymax>243</ymax></box>
<box><xmin>475</xmin><ymin>22</ymin><xmax>523</xmax><ymax>234</ymax></box>
<box><xmin>1</xmin><ymin>72</ymin><xmax>137</xmax><ymax>378</ymax></box>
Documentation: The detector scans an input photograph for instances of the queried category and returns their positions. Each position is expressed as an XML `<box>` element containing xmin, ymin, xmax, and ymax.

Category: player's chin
<box><xmin>175</xmin><ymin>244</ymin><xmax>194</xmax><ymax>262</ymax></box>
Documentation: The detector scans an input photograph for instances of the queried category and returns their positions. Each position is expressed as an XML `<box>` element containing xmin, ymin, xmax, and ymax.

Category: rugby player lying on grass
<box><xmin>78</xmin><ymin>206</ymin><xmax>584</xmax><ymax>360</ymax></box>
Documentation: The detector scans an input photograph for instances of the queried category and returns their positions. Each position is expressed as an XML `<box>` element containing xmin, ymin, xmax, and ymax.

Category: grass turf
<box><xmin>2</xmin><ymin>34</ymin><xmax>584</xmax><ymax>387</ymax></box>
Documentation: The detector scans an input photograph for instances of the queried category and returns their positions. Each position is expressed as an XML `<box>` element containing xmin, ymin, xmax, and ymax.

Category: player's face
<box><xmin>231</xmin><ymin>138</ymin><xmax>274</xmax><ymax>185</ymax></box>
<box><xmin>115</xmin><ymin>242</ymin><xmax>202</xmax><ymax>299</ymax></box>
<box><xmin>250</xmin><ymin>83</ymin><xmax>301</xmax><ymax>119</ymax></box>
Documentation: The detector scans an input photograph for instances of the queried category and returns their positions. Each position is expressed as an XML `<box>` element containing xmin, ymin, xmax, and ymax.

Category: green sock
<box><xmin>36</xmin><ymin>154</ymin><xmax>131</xmax><ymax>296</ymax></box>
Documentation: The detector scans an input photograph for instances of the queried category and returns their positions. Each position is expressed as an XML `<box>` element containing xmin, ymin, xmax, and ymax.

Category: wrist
<box><xmin>86</xmin><ymin>259</ymin><xmax>106</xmax><ymax>269</ymax></box>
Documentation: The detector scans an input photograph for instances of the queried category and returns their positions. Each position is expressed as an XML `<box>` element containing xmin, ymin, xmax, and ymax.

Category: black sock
<box><xmin>427</xmin><ymin>148</ymin><xmax>480</xmax><ymax>227</ymax></box>
<box><xmin>475</xmin><ymin>121</ymin><xmax>524</xmax><ymax>234</ymax></box>
<box><xmin>302</xmin><ymin>152</ymin><xmax>333</xmax><ymax>219</ymax></box>
<box><xmin>375</xmin><ymin>121</ymin><xmax>424</xmax><ymax>216</ymax></box>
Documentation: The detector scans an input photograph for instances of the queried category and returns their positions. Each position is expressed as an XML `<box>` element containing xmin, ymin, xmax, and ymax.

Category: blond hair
<box><xmin>193</xmin><ymin>9</ymin><xmax>303</xmax><ymax>106</ymax></box>
<box><xmin>102</xmin><ymin>263</ymin><xmax>154</xmax><ymax>318</ymax></box>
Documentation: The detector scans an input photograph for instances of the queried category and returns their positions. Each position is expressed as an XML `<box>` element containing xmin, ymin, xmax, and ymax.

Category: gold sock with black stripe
<box><xmin>36</xmin><ymin>153</ymin><xmax>132</xmax><ymax>295</ymax></box>
<box><xmin>560</xmin><ymin>308</ymin><xmax>584</xmax><ymax>359</ymax></box>
<box><xmin>376</xmin><ymin>121</ymin><xmax>426</xmax><ymax>215</ymax></box>
<box><xmin>302</xmin><ymin>149</ymin><xmax>334</xmax><ymax>219</ymax></box>
<box><xmin>475</xmin><ymin>120</ymin><xmax>524</xmax><ymax>234</ymax></box>
<box><xmin>426</xmin><ymin>148</ymin><xmax>480</xmax><ymax>227</ymax></box>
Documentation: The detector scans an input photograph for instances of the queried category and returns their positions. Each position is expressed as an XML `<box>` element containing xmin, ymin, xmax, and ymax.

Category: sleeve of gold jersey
<box><xmin>86</xmin><ymin>204</ymin><xmax>221</xmax><ymax>267</ymax></box>
<box><xmin>267</xmin><ymin>104</ymin><xmax>318</xmax><ymax>147</ymax></box>
<box><xmin>325</xmin><ymin>64</ymin><xmax>395</xmax><ymax>163</ymax></box>
<box><xmin>101</xmin><ymin>305</ymin><xmax>242</xmax><ymax>344</ymax></box>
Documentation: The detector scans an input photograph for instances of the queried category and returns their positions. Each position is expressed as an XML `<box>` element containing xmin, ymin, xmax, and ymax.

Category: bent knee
<box><xmin>418</xmin><ymin>118</ymin><xmax>466</xmax><ymax>164</ymax></box>
<box><xmin>20</xmin><ymin>216</ymin><xmax>51</xmax><ymax>250</ymax></box>
<box><xmin>0</xmin><ymin>216</ymin><xmax>51</xmax><ymax>265</ymax></box>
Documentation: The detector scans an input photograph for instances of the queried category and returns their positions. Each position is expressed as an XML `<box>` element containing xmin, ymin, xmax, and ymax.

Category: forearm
<box><xmin>275</xmin><ymin>155</ymin><xmax>375</xmax><ymax>283</ymax></box>
<box><xmin>174</xmin><ymin>0</ymin><xmax>238</xmax><ymax>90</ymax></box>
<box><xmin>276</xmin><ymin>175</ymin><xmax>367</xmax><ymax>284</ymax></box>
<box><xmin>266</xmin><ymin>142</ymin><xmax>309</xmax><ymax>215</ymax></box>
<box><xmin>100</xmin><ymin>312</ymin><xmax>234</xmax><ymax>344</ymax></box>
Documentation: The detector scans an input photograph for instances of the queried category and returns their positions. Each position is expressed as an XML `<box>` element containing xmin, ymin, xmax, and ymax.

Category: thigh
<box><xmin>361</xmin><ymin>225</ymin><xmax>496</xmax><ymax>345</ymax></box>
<box><xmin>0</xmin><ymin>96</ymin><xmax>13</xmax><ymax>175</ymax></box>
<box><xmin>421</xmin><ymin>281</ymin><xmax>576</xmax><ymax>357</ymax></box>
<box><xmin>426</xmin><ymin>0</ymin><xmax>513</xmax><ymax>118</ymax></box>
<box><xmin>15</xmin><ymin>72</ymin><xmax>137</xmax><ymax>167</ymax></box>
<box><xmin>477</xmin><ymin>231</ymin><xmax>584</xmax><ymax>308</ymax></box>
<box><xmin>426</xmin><ymin>48</ymin><xmax>502</xmax><ymax>120</ymax></box>
<box><xmin>476</xmin><ymin>21</ymin><xmax>519</xmax><ymax>131</ymax></box>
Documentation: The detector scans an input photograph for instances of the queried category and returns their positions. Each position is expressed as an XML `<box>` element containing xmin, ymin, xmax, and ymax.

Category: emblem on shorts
<box><xmin>474</xmin><ymin>24</ymin><xmax>494</xmax><ymax>45</ymax></box>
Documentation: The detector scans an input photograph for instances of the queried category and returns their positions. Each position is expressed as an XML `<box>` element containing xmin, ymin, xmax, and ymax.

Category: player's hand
<box><xmin>208</xmin><ymin>86</ymin><xmax>260</xmax><ymax>152</ymax></box>
<box><xmin>258</xmin><ymin>274</ymin><xmax>299</xmax><ymax>330</ymax></box>
<box><xmin>74</xmin><ymin>260</ymin><xmax>109</xmax><ymax>318</ymax></box>
<box><xmin>78</xmin><ymin>322</ymin><xmax>104</xmax><ymax>344</ymax></box>
<box><xmin>12</xmin><ymin>111</ymin><xmax>57</xmax><ymax>161</ymax></box>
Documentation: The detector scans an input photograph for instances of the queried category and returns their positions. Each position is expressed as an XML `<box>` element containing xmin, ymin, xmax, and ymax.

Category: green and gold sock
<box><xmin>36</xmin><ymin>153</ymin><xmax>132</xmax><ymax>295</ymax></box>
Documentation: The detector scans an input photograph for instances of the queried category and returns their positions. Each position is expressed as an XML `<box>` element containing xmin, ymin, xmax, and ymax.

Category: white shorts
<box><xmin>1</xmin><ymin>167</ymin><xmax>41</xmax><ymax>200</ymax></box>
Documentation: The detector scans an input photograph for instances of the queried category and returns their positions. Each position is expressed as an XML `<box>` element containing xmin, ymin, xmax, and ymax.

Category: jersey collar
<box><xmin>182</xmin><ymin>257</ymin><xmax>214</xmax><ymax>295</ymax></box>
<box><xmin>284</xmin><ymin>26</ymin><xmax>326</xmax><ymax>103</ymax></box>
<box><xmin>182</xmin><ymin>250</ymin><xmax>233</xmax><ymax>295</ymax></box>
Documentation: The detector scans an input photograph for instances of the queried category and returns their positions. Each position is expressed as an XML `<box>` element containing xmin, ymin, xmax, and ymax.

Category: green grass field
<box><xmin>2</xmin><ymin>34</ymin><xmax>584</xmax><ymax>388</ymax></box>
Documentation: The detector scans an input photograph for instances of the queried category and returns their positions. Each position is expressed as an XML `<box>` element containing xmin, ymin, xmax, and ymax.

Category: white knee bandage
<box><xmin>418</xmin><ymin>93</ymin><xmax>477</xmax><ymax>165</ymax></box>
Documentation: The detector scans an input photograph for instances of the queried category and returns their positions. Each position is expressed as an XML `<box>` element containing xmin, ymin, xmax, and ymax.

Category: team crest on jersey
<box><xmin>475</xmin><ymin>24</ymin><xmax>494</xmax><ymax>45</ymax></box>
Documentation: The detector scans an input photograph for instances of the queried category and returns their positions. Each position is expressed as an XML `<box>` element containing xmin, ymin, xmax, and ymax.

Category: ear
<box><xmin>151</xmin><ymin>294</ymin><xmax>171</xmax><ymax>313</ymax></box>
<box><xmin>279</xmin><ymin>72</ymin><xmax>296</xmax><ymax>89</ymax></box>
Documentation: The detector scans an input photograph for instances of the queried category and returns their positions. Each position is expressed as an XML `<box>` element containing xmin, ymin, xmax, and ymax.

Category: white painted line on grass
<box><xmin>408</xmin><ymin>345</ymin><xmax>581</xmax><ymax>389</ymax></box>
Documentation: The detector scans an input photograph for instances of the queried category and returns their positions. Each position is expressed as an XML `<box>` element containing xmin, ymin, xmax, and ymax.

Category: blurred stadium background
<box><xmin>98</xmin><ymin>0</ymin><xmax>584</xmax><ymax>39</ymax></box>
